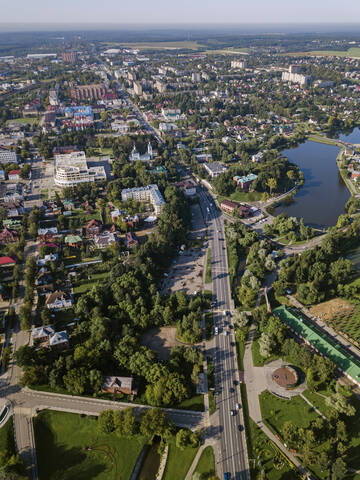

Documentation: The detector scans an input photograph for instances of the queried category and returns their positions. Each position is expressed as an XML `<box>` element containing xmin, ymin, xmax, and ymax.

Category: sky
<box><xmin>1</xmin><ymin>0</ymin><xmax>360</xmax><ymax>25</ymax></box>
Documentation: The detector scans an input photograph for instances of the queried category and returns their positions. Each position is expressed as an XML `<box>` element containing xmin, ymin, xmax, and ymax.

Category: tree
<box><xmin>176</xmin><ymin>429</ymin><xmax>200</xmax><ymax>450</ymax></box>
<box><xmin>266</xmin><ymin>177</ymin><xmax>277</xmax><ymax>195</ymax></box>
<box><xmin>41</xmin><ymin>308</ymin><xmax>51</xmax><ymax>326</ymax></box>
<box><xmin>331</xmin><ymin>457</ymin><xmax>347</xmax><ymax>479</ymax></box>
<box><xmin>326</xmin><ymin>392</ymin><xmax>355</xmax><ymax>416</ymax></box>
<box><xmin>282</xmin><ymin>421</ymin><xmax>298</xmax><ymax>446</ymax></box>
<box><xmin>258</xmin><ymin>332</ymin><xmax>273</xmax><ymax>358</ymax></box>
<box><xmin>14</xmin><ymin>345</ymin><xmax>35</xmax><ymax>368</ymax></box>
<box><xmin>19</xmin><ymin>304</ymin><xmax>32</xmax><ymax>330</ymax></box>
<box><xmin>98</xmin><ymin>409</ymin><xmax>114</xmax><ymax>434</ymax></box>
<box><xmin>63</xmin><ymin>367</ymin><xmax>88</xmax><ymax>395</ymax></box>
<box><xmin>140</xmin><ymin>408</ymin><xmax>173</xmax><ymax>439</ymax></box>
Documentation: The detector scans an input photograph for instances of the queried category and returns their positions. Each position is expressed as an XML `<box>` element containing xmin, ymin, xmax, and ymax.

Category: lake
<box><xmin>337</xmin><ymin>127</ymin><xmax>360</xmax><ymax>144</ymax></box>
<box><xmin>275</xmin><ymin>140</ymin><xmax>350</xmax><ymax>228</ymax></box>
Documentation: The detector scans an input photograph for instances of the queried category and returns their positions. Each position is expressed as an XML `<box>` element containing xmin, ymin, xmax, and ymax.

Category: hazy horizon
<box><xmin>1</xmin><ymin>0</ymin><xmax>360</xmax><ymax>26</ymax></box>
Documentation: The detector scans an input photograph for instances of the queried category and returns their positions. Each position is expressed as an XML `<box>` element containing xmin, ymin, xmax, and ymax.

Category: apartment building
<box><xmin>0</xmin><ymin>149</ymin><xmax>17</xmax><ymax>164</ymax></box>
<box><xmin>70</xmin><ymin>84</ymin><xmax>107</xmax><ymax>100</ymax></box>
<box><xmin>121</xmin><ymin>184</ymin><xmax>165</xmax><ymax>215</ymax></box>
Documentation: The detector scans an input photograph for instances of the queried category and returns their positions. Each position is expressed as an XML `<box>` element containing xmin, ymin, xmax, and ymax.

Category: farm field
<box><xmin>119</xmin><ymin>41</ymin><xmax>204</xmax><ymax>50</ymax></box>
<box><xmin>34</xmin><ymin>410</ymin><xmax>147</xmax><ymax>480</ymax></box>
<box><xmin>287</xmin><ymin>47</ymin><xmax>360</xmax><ymax>58</ymax></box>
<box><xmin>309</xmin><ymin>298</ymin><xmax>360</xmax><ymax>344</ymax></box>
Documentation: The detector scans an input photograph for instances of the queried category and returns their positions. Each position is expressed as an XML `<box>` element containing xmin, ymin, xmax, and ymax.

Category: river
<box><xmin>275</xmin><ymin>140</ymin><xmax>350</xmax><ymax>228</ymax></box>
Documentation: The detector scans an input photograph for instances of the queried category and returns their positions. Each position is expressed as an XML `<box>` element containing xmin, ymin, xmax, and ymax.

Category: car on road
<box><xmin>230</xmin><ymin>410</ymin><xmax>236</xmax><ymax>416</ymax></box>
<box><xmin>214</xmin><ymin>327</ymin><xmax>219</xmax><ymax>335</ymax></box>
<box><xmin>229</xmin><ymin>387</ymin><xmax>234</xmax><ymax>393</ymax></box>
<box><xmin>236</xmin><ymin>403</ymin><xmax>241</xmax><ymax>410</ymax></box>
<box><xmin>233</xmin><ymin>379</ymin><xmax>238</xmax><ymax>385</ymax></box>
<box><xmin>238</xmin><ymin>425</ymin><xmax>244</xmax><ymax>432</ymax></box>
<box><xmin>224</xmin><ymin>473</ymin><xmax>231</xmax><ymax>480</ymax></box>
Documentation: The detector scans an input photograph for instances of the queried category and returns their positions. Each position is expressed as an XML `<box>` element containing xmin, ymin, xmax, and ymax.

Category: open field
<box><xmin>73</xmin><ymin>271</ymin><xmax>110</xmax><ymax>295</ymax></box>
<box><xmin>140</xmin><ymin>326</ymin><xmax>183</xmax><ymax>361</ymax></box>
<box><xmin>34</xmin><ymin>410</ymin><xmax>147</xmax><ymax>480</ymax></box>
<box><xmin>162</xmin><ymin>436</ymin><xmax>199</xmax><ymax>480</ymax></box>
<box><xmin>119</xmin><ymin>41</ymin><xmax>204</xmax><ymax>50</ymax></box>
<box><xmin>287</xmin><ymin>47</ymin><xmax>360</xmax><ymax>58</ymax></box>
<box><xmin>193</xmin><ymin>446</ymin><xmax>216</xmax><ymax>478</ymax></box>
<box><xmin>202</xmin><ymin>48</ymin><xmax>250</xmax><ymax>55</ymax></box>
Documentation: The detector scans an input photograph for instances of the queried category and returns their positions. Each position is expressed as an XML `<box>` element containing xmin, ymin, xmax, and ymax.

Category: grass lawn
<box><xmin>251</xmin><ymin>337</ymin><xmax>279</xmax><ymax>367</ymax></box>
<box><xmin>73</xmin><ymin>271</ymin><xmax>110</xmax><ymax>294</ymax></box>
<box><xmin>34</xmin><ymin>410</ymin><xmax>147</xmax><ymax>480</ymax></box>
<box><xmin>175</xmin><ymin>394</ymin><xmax>204</xmax><ymax>412</ymax></box>
<box><xmin>193</xmin><ymin>446</ymin><xmax>216</xmax><ymax>477</ymax></box>
<box><xmin>259</xmin><ymin>390</ymin><xmax>318</xmax><ymax>436</ymax></box>
<box><xmin>205</xmin><ymin>248</ymin><xmax>212</xmax><ymax>284</ymax></box>
<box><xmin>162</xmin><ymin>436</ymin><xmax>199</xmax><ymax>480</ymax></box>
<box><xmin>208</xmin><ymin>391</ymin><xmax>216</xmax><ymax>415</ymax></box>
<box><xmin>6</xmin><ymin>117</ymin><xmax>39</xmax><ymax>125</ymax></box>
<box><xmin>229</xmin><ymin>190</ymin><xmax>263</xmax><ymax>202</ymax></box>
<box><xmin>300</xmin><ymin>48</ymin><xmax>360</xmax><ymax>58</ymax></box>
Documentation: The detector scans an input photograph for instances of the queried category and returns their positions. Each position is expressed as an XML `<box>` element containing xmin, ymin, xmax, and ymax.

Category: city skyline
<box><xmin>1</xmin><ymin>0</ymin><xmax>360</xmax><ymax>25</ymax></box>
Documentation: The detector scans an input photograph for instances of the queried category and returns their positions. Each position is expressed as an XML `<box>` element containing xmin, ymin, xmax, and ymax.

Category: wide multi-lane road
<box><xmin>198</xmin><ymin>187</ymin><xmax>250</xmax><ymax>480</ymax></box>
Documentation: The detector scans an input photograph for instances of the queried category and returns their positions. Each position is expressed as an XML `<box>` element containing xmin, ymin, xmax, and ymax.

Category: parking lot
<box><xmin>161</xmin><ymin>203</ymin><xmax>207</xmax><ymax>295</ymax></box>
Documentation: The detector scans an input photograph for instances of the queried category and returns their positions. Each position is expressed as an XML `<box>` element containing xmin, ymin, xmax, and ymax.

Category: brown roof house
<box><xmin>0</xmin><ymin>228</ymin><xmax>19</xmax><ymax>244</ymax></box>
<box><xmin>46</xmin><ymin>290</ymin><xmax>73</xmax><ymax>311</ymax></box>
<box><xmin>124</xmin><ymin>231</ymin><xmax>138</xmax><ymax>249</ymax></box>
<box><xmin>85</xmin><ymin>219</ymin><xmax>102</xmax><ymax>237</ymax></box>
<box><xmin>101</xmin><ymin>376</ymin><xmax>138</xmax><ymax>396</ymax></box>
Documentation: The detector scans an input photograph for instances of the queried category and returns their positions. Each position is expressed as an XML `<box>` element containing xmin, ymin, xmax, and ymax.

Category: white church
<box><xmin>129</xmin><ymin>142</ymin><xmax>154</xmax><ymax>162</ymax></box>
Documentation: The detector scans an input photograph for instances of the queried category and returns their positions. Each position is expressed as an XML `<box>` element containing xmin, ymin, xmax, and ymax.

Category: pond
<box><xmin>275</xmin><ymin>140</ymin><xmax>350</xmax><ymax>228</ymax></box>
<box><xmin>336</xmin><ymin>127</ymin><xmax>360</xmax><ymax>144</ymax></box>
<box><xmin>137</xmin><ymin>437</ymin><xmax>161</xmax><ymax>480</ymax></box>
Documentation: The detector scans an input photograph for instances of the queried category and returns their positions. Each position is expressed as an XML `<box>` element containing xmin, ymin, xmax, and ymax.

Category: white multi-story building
<box><xmin>282</xmin><ymin>67</ymin><xmax>312</xmax><ymax>86</ymax></box>
<box><xmin>231</xmin><ymin>60</ymin><xmax>247</xmax><ymax>69</ymax></box>
<box><xmin>0</xmin><ymin>149</ymin><xmax>17</xmax><ymax>164</ymax></box>
<box><xmin>54</xmin><ymin>151</ymin><xmax>106</xmax><ymax>187</ymax></box>
<box><xmin>49</xmin><ymin>89</ymin><xmax>59</xmax><ymax>106</ymax></box>
<box><xmin>129</xmin><ymin>142</ymin><xmax>153</xmax><ymax>162</ymax></box>
<box><xmin>121</xmin><ymin>184</ymin><xmax>165</xmax><ymax>215</ymax></box>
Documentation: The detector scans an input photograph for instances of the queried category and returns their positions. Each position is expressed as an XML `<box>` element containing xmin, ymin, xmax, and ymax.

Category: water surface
<box><xmin>275</xmin><ymin>141</ymin><xmax>350</xmax><ymax>227</ymax></box>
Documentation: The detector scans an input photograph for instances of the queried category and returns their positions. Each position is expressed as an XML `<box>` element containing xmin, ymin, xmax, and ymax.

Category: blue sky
<box><xmin>1</xmin><ymin>0</ymin><xmax>360</xmax><ymax>24</ymax></box>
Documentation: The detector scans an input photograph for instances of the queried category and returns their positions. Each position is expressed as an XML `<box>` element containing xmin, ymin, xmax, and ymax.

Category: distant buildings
<box><xmin>133</xmin><ymin>81</ymin><xmax>143</xmax><ymax>96</ymax></box>
<box><xmin>61</xmin><ymin>52</ymin><xmax>77</xmax><ymax>63</ymax></box>
<box><xmin>191</xmin><ymin>72</ymin><xmax>201</xmax><ymax>82</ymax></box>
<box><xmin>63</xmin><ymin>106</ymin><xmax>94</xmax><ymax>129</ymax></box>
<box><xmin>203</xmin><ymin>162</ymin><xmax>228</xmax><ymax>178</ymax></box>
<box><xmin>70</xmin><ymin>84</ymin><xmax>107</xmax><ymax>101</ymax></box>
<box><xmin>121</xmin><ymin>184</ymin><xmax>165</xmax><ymax>215</ymax></box>
<box><xmin>251</xmin><ymin>152</ymin><xmax>263</xmax><ymax>163</ymax></box>
<box><xmin>54</xmin><ymin>151</ymin><xmax>107</xmax><ymax>187</ymax></box>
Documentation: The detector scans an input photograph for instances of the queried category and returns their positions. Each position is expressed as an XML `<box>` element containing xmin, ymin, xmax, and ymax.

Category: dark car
<box><xmin>233</xmin><ymin>379</ymin><xmax>238</xmax><ymax>385</ymax></box>
<box><xmin>229</xmin><ymin>387</ymin><xmax>235</xmax><ymax>393</ymax></box>
<box><xmin>238</xmin><ymin>425</ymin><xmax>244</xmax><ymax>432</ymax></box>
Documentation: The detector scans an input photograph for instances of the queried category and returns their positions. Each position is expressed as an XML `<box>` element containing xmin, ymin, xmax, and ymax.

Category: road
<box><xmin>198</xmin><ymin>187</ymin><xmax>250</xmax><ymax>480</ymax></box>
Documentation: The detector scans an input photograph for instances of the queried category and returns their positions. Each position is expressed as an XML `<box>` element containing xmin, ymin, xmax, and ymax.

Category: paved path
<box><xmin>185</xmin><ymin>443</ymin><xmax>206</xmax><ymax>480</ymax></box>
<box><xmin>243</xmin><ymin>323</ymin><xmax>308</xmax><ymax>477</ymax></box>
<box><xmin>300</xmin><ymin>393</ymin><xmax>327</xmax><ymax>421</ymax></box>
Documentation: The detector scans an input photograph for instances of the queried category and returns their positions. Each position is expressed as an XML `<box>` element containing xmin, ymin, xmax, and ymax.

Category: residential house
<box><xmin>32</xmin><ymin>325</ymin><xmax>56</xmax><ymax>347</ymax></box>
<box><xmin>85</xmin><ymin>219</ymin><xmax>102</xmax><ymax>237</ymax></box>
<box><xmin>0</xmin><ymin>228</ymin><xmax>19</xmax><ymax>244</ymax></box>
<box><xmin>0</xmin><ymin>256</ymin><xmax>16</xmax><ymax>267</ymax></box>
<box><xmin>124</xmin><ymin>232</ymin><xmax>139</xmax><ymax>249</ymax></box>
<box><xmin>175</xmin><ymin>180</ymin><xmax>197</xmax><ymax>196</ymax></box>
<box><xmin>46</xmin><ymin>290</ymin><xmax>73</xmax><ymax>310</ymax></box>
<box><xmin>8</xmin><ymin>170</ymin><xmax>20</xmax><ymax>182</ymax></box>
<box><xmin>64</xmin><ymin>235</ymin><xmax>82</xmax><ymax>248</ymax></box>
<box><xmin>49</xmin><ymin>331</ymin><xmax>69</xmax><ymax>350</ymax></box>
<box><xmin>252</xmin><ymin>152</ymin><xmax>264</xmax><ymax>163</ymax></box>
<box><xmin>94</xmin><ymin>231</ymin><xmax>118</xmax><ymax>249</ymax></box>
<box><xmin>101</xmin><ymin>376</ymin><xmax>138</xmax><ymax>396</ymax></box>
<box><xmin>38</xmin><ymin>227</ymin><xmax>58</xmax><ymax>242</ymax></box>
